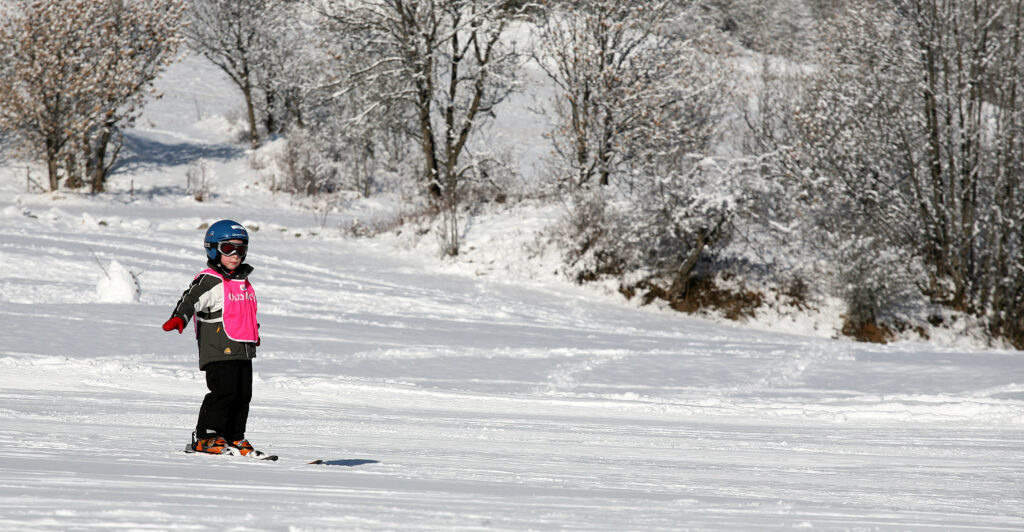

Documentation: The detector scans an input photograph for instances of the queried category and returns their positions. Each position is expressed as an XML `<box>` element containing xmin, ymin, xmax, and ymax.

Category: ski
<box><xmin>181</xmin><ymin>442</ymin><xmax>343</xmax><ymax>464</ymax></box>
<box><xmin>181</xmin><ymin>449</ymin><xmax>365</xmax><ymax>466</ymax></box>
<box><xmin>180</xmin><ymin>448</ymin><xmax>276</xmax><ymax>460</ymax></box>
<box><xmin>183</xmin><ymin>443</ymin><xmax>278</xmax><ymax>461</ymax></box>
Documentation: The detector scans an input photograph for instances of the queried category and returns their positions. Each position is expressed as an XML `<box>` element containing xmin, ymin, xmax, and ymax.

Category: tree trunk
<box><xmin>917</xmin><ymin>5</ymin><xmax>952</xmax><ymax>296</ymax></box>
<box><xmin>241</xmin><ymin>70</ymin><xmax>260</xmax><ymax>150</ymax></box>
<box><xmin>90</xmin><ymin>125</ymin><xmax>114</xmax><ymax>193</ymax></box>
<box><xmin>46</xmin><ymin>140</ymin><xmax>60</xmax><ymax>191</ymax></box>
<box><xmin>667</xmin><ymin>231</ymin><xmax>709</xmax><ymax>302</ymax></box>
<box><xmin>264</xmin><ymin>90</ymin><xmax>277</xmax><ymax>135</ymax></box>
<box><xmin>417</xmin><ymin>73</ymin><xmax>441</xmax><ymax>198</ymax></box>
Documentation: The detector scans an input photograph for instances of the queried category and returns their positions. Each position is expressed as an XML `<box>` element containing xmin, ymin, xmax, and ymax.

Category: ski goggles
<box><xmin>215</xmin><ymin>242</ymin><xmax>248</xmax><ymax>256</ymax></box>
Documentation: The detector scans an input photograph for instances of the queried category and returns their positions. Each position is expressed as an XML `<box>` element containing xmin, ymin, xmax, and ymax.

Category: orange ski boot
<box><xmin>194</xmin><ymin>436</ymin><xmax>230</xmax><ymax>455</ymax></box>
<box><xmin>231</xmin><ymin>439</ymin><xmax>257</xmax><ymax>456</ymax></box>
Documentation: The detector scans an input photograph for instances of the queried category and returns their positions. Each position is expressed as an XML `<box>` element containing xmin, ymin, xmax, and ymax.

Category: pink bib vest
<box><xmin>197</xmin><ymin>268</ymin><xmax>259</xmax><ymax>342</ymax></box>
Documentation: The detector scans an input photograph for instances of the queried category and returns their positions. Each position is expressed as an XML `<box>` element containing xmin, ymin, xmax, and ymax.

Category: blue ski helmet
<box><xmin>204</xmin><ymin>219</ymin><xmax>249</xmax><ymax>261</ymax></box>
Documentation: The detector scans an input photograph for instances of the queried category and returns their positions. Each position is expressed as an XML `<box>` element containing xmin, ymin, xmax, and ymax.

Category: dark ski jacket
<box><xmin>170</xmin><ymin>261</ymin><xmax>257</xmax><ymax>370</ymax></box>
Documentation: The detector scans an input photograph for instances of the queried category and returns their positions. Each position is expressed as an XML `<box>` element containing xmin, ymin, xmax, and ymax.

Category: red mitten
<box><xmin>162</xmin><ymin>316</ymin><xmax>185</xmax><ymax>334</ymax></box>
<box><xmin>255</xmin><ymin>337</ymin><xmax>261</xmax><ymax>347</ymax></box>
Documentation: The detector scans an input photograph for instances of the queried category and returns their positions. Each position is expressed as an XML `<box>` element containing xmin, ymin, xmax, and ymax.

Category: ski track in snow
<box><xmin>1</xmin><ymin>55</ymin><xmax>1023</xmax><ymax>530</ymax></box>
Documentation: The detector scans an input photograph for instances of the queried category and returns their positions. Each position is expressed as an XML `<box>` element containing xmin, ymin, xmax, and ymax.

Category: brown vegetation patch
<box><xmin>841</xmin><ymin>318</ymin><xmax>895</xmax><ymax>344</ymax></box>
<box><xmin>628</xmin><ymin>276</ymin><xmax>764</xmax><ymax>321</ymax></box>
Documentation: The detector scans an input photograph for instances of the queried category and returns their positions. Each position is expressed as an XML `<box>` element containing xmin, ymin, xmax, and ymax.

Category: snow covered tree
<box><xmin>534</xmin><ymin>1</ymin><xmax>682</xmax><ymax>189</ymax></box>
<box><xmin>750</xmin><ymin>3</ymin><xmax>923</xmax><ymax>336</ymax></box>
<box><xmin>248</xmin><ymin>1</ymin><xmax>329</xmax><ymax>137</ymax></box>
<box><xmin>701</xmin><ymin>0</ymin><xmax>828</xmax><ymax>60</ymax></box>
<box><xmin>537</xmin><ymin>2</ymin><xmax>739</xmax><ymax>304</ymax></box>
<box><xmin>317</xmin><ymin>0</ymin><xmax>527</xmax><ymax>255</ymax></box>
<box><xmin>753</xmin><ymin>0</ymin><xmax>1024</xmax><ymax>344</ymax></box>
<box><xmin>184</xmin><ymin>0</ymin><xmax>272</xmax><ymax>149</ymax></box>
<box><xmin>187</xmin><ymin>1</ymin><xmax>328</xmax><ymax>145</ymax></box>
<box><xmin>0</xmin><ymin>0</ymin><xmax>184</xmax><ymax>192</ymax></box>
<box><xmin>267</xmin><ymin>2</ymin><xmax>413</xmax><ymax>198</ymax></box>
<box><xmin>900</xmin><ymin>0</ymin><xmax>1024</xmax><ymax>345</ymax></box>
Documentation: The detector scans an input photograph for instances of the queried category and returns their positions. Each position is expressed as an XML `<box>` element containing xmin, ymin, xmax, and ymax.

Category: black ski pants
<box><xmin>196</xmin><ymin>360</ymin><xmax>252</xmax><ymax>442</ymax></box>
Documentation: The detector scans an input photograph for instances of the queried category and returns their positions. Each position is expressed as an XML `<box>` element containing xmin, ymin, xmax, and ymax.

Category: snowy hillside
<box><xmin>0</xmin><ymin>54</ymin><xmax>1022</xmax><ymax>531</ymax></box>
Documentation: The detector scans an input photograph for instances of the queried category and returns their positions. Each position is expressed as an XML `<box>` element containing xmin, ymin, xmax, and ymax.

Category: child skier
<box><xmin>162</xmin><ymin>219</ymin><xmax>264</xmax><ymax>457</ymax></box>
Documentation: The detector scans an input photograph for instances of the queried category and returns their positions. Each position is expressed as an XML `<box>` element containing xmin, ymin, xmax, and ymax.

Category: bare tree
<box><xmin>184</xmin><ymin>0</ymin><xmax>272</xmax><ymax>149</ymax></box>
<box><xmin>537</xmin><ymin>1</ymin><xmax>739</xmax><ymax>303</ymax></box>
<box><xmin>0</xmin><ymin>0</ymin><xmax>88</xmax><ymax>190</ymax></box>
<box><xmin>753</xmin><ymin>0</ymin><xmax>1024</xmax><ymax>344</ymax></box>
<box><xmin>80</xmin><ymin>0</ymin><xmax>185</xmax><ymax>192</ymax></box>
<box><xmin>250</xmin><ymin>1</ymin><xmax>328</xmax><ymax>136</ymax></box>
<box><xmin>318</xmin><ymin>0</ymin><xmax>526</xmax><ymax>256</ymax></box>
<box><xmin>901</xmin><ymin>0</ymin><xmax>1024</xmax><ymax>344</ymax></box>
<box><xmin>0</xmin><ymin>0</ymin><xmax>184</xmax><ymax>191</ymax></box>
<box><xmin>534</xmin><ymin>2</ymin><xmax>730</xmax><ymax>188</ymax></box>
<box><xmin>534</xmin><ymin>1</ymin><xmax>672</xmax><ymax>188</ymax></box>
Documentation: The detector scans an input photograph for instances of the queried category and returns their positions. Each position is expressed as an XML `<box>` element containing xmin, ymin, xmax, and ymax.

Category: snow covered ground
<box><xmin>1</xmin><ymin>55</ymin><xmax>1023</xmax><ymax>531</ymax></box>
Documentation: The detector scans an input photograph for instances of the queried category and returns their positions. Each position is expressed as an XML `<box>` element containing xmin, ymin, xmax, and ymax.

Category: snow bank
<box><xmin>95</xmin><ymin>261</ymin><xmax>140</xmax><ymax>303</ymax></box>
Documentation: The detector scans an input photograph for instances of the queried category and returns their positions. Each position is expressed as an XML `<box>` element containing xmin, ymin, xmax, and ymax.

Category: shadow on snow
<box><xmin>115</xmin><ymin>132</ymin><xmax>243</xmax><ymax>173</ymax></box>
<box><xmin>314</xmin><ymin>459</ymin><xmax>380</xmax><ymax>467</ymax></box>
